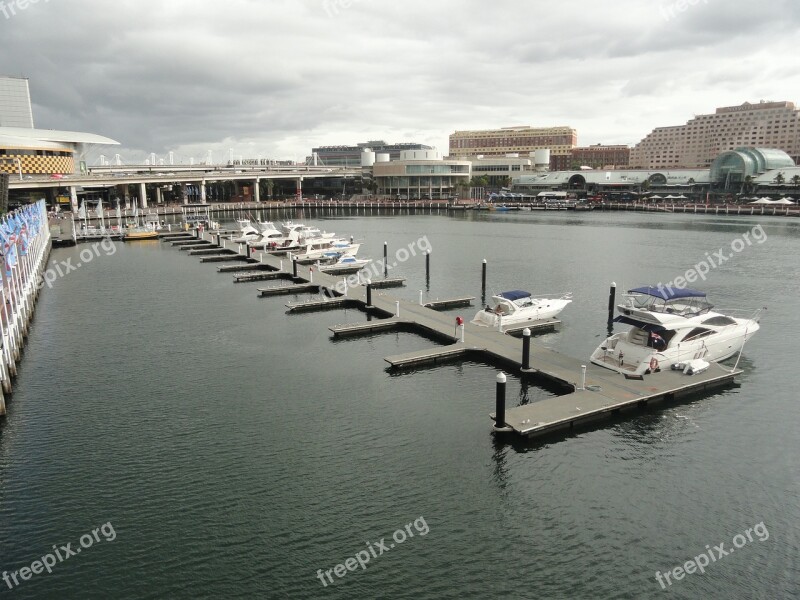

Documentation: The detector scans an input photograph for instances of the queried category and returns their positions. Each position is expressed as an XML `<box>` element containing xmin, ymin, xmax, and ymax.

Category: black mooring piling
<box><xmin>607</xmin><ymin>282</ymin><xmax>617</xmax><ymax>323</ymax></box>
<box><xmin>522</xmin><ymin>328</ymin><xmax>531</xmax><ymax>371</ymax></box>
<box><xmin>495</xmin><ymin>372</ymin><xmax>507</xmax><ymax>430</ymax></box>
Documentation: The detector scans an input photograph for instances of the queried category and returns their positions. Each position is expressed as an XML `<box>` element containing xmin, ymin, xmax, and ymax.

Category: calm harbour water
<box><xmin>0</xmin><ymin>209</ymin><xmax>798</xmax><ymax>599</ymax></box>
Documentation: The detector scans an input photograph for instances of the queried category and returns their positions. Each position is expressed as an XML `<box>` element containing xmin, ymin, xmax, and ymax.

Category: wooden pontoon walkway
<box><xmin>169</xmin><ymin>229</ymin><xmax>741</xmax><ymax>440</ymax></box>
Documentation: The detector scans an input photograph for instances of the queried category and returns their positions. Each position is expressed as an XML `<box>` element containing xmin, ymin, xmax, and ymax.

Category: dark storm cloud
<box><xmin>1</xmin><ymin>0</ymin><xmax>798</xmax><ymax>162</ymax></box>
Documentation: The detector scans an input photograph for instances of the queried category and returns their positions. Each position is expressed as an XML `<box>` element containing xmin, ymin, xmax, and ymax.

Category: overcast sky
<box><xmin>2</xmin><ymin>0</ymin><xmax>799</xmax><ymax>164</ymax></box>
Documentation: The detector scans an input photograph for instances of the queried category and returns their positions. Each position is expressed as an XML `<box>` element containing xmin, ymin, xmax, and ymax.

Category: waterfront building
<box><xmin>710</xmin><ymin>147</ymin><xmax>795</xmax><ymax>191</ymax></box>
<box><xmin>372</xmin><ymin>148</ymin><xmax>470</xmax><ymax>199</ymax></box>
<box><xmin>448</xmin><ymin>126</ymin><xmax>577</xmax><ymax>166</ymax></box>
<box><xmin>630</xmin><ymin>101</ymin><xmax>800</xmax><ymax>169</ymax></box>
<box><xmin>0</xmin><ymin>75</ymin><xmax>118</xmax><ymax>177</ymax></box>
<box><xmin>550</xmin><ymin>144</ymin><xmax>630</xmax><ymax>171</ymax></box>
<box><xmin>513</xmin><ymin>146</ymin><xmax>799</xmax><ymax>199</ymax></box>
<box><xmin>512</xmin><ymin>168</ymin><xmax>710</xmax><ymax>198</ymax></box>
<box><xmin>468</xmin><ymin>155</ymin><xmax>536</xmax><ymax>186</ymax></box>
<box><xmin>309</xmin><ymin>140</ymin><xmax>433</xmax><ymax>167</ymax></box>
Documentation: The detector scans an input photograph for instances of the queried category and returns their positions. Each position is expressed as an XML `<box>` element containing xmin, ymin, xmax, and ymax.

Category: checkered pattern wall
<box><xmin>0</xmin><ymin>154</ymin><xmax>74</xmax><ymax>175</ymax></box>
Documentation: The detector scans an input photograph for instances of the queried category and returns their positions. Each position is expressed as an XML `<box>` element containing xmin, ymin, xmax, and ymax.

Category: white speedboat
<box><xmin>590</xmin><ymin>286</ymin><xmax>762</xmax><ymax>376</ymax></box>
<box><xmin>231</xmin><ymin>223</ymin><xmax>262</xmax><ymax>243</ymax></box>
<box><xmin>471</xmin><ymin>290</ymin><xmax>572</xmax><ymax>327</ymax></box>
<box><xmin>293</xmin><ymin>240</ymin><xmax>360</xmax><ymax>262</ymax></box>
<box><xmin>319</xmin><ymin>255</ymin><xmax>372</xmax><ymax>272</ymax></box>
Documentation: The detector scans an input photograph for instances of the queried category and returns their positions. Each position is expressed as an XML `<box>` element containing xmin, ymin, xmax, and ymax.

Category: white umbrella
<box><xmin>773</xmin><ymin>198</ymin><xmax>795</xmax><ymax>204</ymax></box>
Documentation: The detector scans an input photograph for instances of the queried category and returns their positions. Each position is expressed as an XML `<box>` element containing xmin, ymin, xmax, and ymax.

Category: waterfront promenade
<box><xmin>64</xmin><ymin>199</ymin><xmax>800</xmax><ymax>225</ymax></box>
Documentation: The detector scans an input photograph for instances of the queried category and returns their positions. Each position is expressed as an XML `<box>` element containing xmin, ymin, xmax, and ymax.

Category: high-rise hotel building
<box><xmin>449</xmin><ymin>126</ymin><xmax>577</xmax><ymax>162</ymax></box>
<box><xmin>630</xmin><ymin>101</ymin><xmax>800</xmax><ymax>169</ymax></box>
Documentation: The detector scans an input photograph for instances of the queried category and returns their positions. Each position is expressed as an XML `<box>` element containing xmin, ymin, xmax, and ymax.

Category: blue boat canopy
<box><xmin>628</xmin><ymin>286</ymin><xmax>706</xmax><ymax>300</ymax></box>
<box><xmin>498</xmin><ymin>290</ymin><xmax>531</xmax><ymax>301</ymax></box>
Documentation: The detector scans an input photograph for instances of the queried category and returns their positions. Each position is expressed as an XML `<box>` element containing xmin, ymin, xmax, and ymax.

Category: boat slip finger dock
<box><xmin>163</xmin><ymin>228</ymin><xmax>742</xmax><ymax>441</ymax></box>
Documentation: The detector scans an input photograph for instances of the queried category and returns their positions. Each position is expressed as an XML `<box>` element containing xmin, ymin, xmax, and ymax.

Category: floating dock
<box><xmin>169</xmin><ymin>229</ymin><xmax>742</xmax><ymax>441</ymax></box>
<box><xmin>424</xmin><ymin>297</ymin><xmax>474</xmax><ymax>310</ymax></box>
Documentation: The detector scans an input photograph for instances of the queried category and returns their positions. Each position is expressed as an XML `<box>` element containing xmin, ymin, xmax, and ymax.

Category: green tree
<box><xmin>791</xmin><ymin>175</ymin><xmax>800</xmax><ymax>187</ymax></box>
<box><xmin>470</xmin><ymin>175</ymin><xmax>489</xmax><ymax>188</ymax></box>
<box><xmin>774</xmin><ymin>172</ymin><xmax>786</xmax><ymax>185</ymax></box>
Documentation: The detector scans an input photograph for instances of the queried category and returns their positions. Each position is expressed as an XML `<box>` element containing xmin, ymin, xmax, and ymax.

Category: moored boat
<box><xmin>590</xmin><ymin>286</ymin><xmax>763</xmax><ymax>376</ymax></box>
<box><xmin>471</xmin><ymin>290</ymin><xmax>572</xmax><ymax>327</ymax></box>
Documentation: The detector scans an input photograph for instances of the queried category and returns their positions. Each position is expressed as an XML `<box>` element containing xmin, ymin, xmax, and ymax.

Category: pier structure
<box><xmin>165</xmin><ymin>227</ymin><xmax>742</xmax><ymax>441</ymax></box>
<box><xmin>0</xmin><ymin>200</ymin><xmax>51</xmax><ymax>415</ymax></box>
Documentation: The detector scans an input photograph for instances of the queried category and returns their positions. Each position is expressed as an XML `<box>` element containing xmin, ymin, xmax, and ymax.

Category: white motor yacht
<box><xmin>590</xmin><ymin>286</ymin><xmax>762</xmax><ymax>376</ymax></box>
<box><xmin>231</xmin><ymin>223</ymin><xmax>262</xmax><ymax>243</ymax></box>
<box><xmin>471</xmin><ymin>290</ymin><xmax>572</xmax><ymax>327</ymax></box>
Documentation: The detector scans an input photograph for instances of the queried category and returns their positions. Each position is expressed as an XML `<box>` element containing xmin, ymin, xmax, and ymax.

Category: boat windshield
<box><xmin>622</xmin><ymin>293</ymin><xmax>713</xmax><ymax>317</ymax></box>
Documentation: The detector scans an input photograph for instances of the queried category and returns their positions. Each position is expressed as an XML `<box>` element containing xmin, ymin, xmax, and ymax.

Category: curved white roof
<box><xmin>0</xmin><ymin>126</ymin><xmax>119</xmax><ymax>145</ymax></box>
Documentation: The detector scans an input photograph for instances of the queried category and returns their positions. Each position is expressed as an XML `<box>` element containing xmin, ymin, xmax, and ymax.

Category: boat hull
<box><xmin>590</xmin><ymin>320</ymin><xmax>759</xmax><ymax>375</ymax></box>
<box><xmin>471</xmin><ymin>299</ymin><xmax>571</xmax><ymax>327</ymax></box>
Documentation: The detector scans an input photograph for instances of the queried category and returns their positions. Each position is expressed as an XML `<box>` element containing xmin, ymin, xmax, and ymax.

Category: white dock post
<box><xmin>497</xmin><ymin>314</ymin><xmax>503</xmax><ymax>333</ymax></box>
<box><xmin>309</xmin><ymin>268</ymin><xmax>313</xmax><ymax>283</ymax></box>
<box><xmin>460</xmin><ymin>324</ymin><xmax>465</xmax><ymax>343</ymax></box>
<box><xmin>580</xmin><ymin>365</ymin><xmax>587</xmax><ymax>390</ymax></box>
<box><xmin>260</xmin><ymin>252</ymin><xmax>265</xmax><ymax>264</ymax></box>
<box><xmin>419</xmin><ymin>290</ymin><xmax>424</xmax><ymax>305</ymax></box>
<box><xmin>343</xmin><ymin>277</ymin><xmax>348</xmax><ymax>295</ymax></box>
<box><xmin>395</xmin><ymin>301</ymin><xmax>400</xmax><ymax>318</ymax></box>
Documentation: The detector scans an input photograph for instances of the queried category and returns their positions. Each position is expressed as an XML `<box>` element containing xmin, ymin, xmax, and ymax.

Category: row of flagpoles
<box><xmin>0</xmin><ymin>200</ymin><xmax>50</xmax><ymax>413</ymax></box>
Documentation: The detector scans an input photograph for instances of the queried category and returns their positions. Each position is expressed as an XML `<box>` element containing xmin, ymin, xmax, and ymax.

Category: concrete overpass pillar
<box><xmin>139</xmin><ymin>182</ymin><xmax>148</xmax><ymax>208</ymax></box>
<box><xmin>201</xmin><ymin>180</ymin><xmax>207</xmax><ymax>204</ymax></box>
<box><xmin>69</xmin><ymin>186</ymin><xmax>78</xmax><ymax>212</ymax></box>
<box><xmin>181</xmin><ymin>183</ymin><xmax>189</xmax><ymax>205</ymax></box>
<box><xmin>254</xmin><ymin>179</ymin><xmax>260</xmax><ymax>203</ymax></box>
<box><xmin>296</xmin><ymin>177</ymin><xmax>303</xmax><ymax>201</ymax></box>
<box><xmin>156</xmin><ymin>187</ymin><xmax>163</xmax><ymax>205</ymax></box>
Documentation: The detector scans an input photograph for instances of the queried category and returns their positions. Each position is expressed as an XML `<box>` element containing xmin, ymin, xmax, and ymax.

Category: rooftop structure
<box><xmin>710</xmin><ymin>147</ymin><xmax>795</xmax><ymax>190</ymax></box>
<box><xmin>0</xmin><ymin>76</ymin><xmax>34</xmax><ymax>128</ymax></box>
<box><xmin>309</xmin><ymin>140</ymin><xmax>433</xmax><ymax>167</ymax></box>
